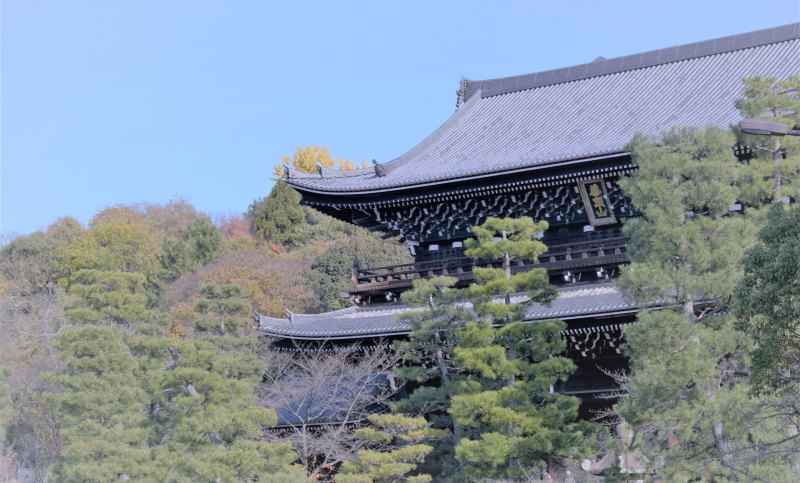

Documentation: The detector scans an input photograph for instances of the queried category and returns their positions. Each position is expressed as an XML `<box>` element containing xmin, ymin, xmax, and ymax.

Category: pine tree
<box><xmin>613</xmin><ymin>126</ymin><xmax>798</xmax><ymax>480</ymax></box>
<box><xmin>392</xmin><ymin>276</ymin><xmax>473</xmax><ymax>475</ymax></box>
<box><xmin>615</xmin><ymin>127</ymin><xmax>752</xmax><ymax>323</ymax></box>
<box><xmin>47</xmin><ymin>325</ymin><xmax>152</xmax><ymax>482</ymax></box>
<box><xmin>392</xmin><ymin>218</ymin><xmax>599</xmax><ymax>479</ymax></box>
<box><xmin>247</xmin><ymin>180</ymin><xmax>307</xmax><ymax>247</ymax></box>
<box><xmin>47</xmin><ymin>265</ymin><xmax>159</xmax><ymax>480</ymax></box>
<box><xmin>304</xmin><ymin>232</ymin><xmax>412</xmax><ymax>311</ymax></box>
<box><xmin>449</xmin><ymin>217</ymin><xmax>597</xmax><ymax>479</ymax></box>
<box><xmin>140</xmin><ymin>282</ymin><xmax>304</xmax><ymax>481</ymax></box>
<box><xmin>65</xmin><ymin>269</ymin><xmax>156</xmax><ymax>330</ymax></box>
<box><xmin>735</xmin><ymin>75</ymin><xmax>800</xmax><ymax>204</ymax></box>
<box><xmin>732</xmin><ymin>206</ymin><xmax>800</xmax><ymax>475</ymax></box>
<box><xmin>337</xmin><ymin>414</ymin><xmax>443</xmax><ymax>483</ymax></box>
<box><xmin>160</xmin><ymin>218</ymin><xmax>224</xmax><ymax>281</ymax></box>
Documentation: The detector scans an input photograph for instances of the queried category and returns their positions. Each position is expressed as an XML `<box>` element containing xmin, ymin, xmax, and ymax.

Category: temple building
<box><xmin>258</xmin><ymin>24</ymin><xmax>800</xmax><ymax>412</ymax></box>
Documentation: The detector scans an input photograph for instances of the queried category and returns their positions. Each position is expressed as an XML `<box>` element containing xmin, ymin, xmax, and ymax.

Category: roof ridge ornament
<box><xmin>456</xmin><ymin>75</ymin><xmax>468</xmax><ymax>109</ymax></box>
<box><xmin>373</xmin><ymin>159</ymin><xmax>386</xmax><ymax>177</ymax></box>
<box><xmin>282</xmin><ymin>162</ymin><xmax>291</xmax><ymax>179</ymax></box>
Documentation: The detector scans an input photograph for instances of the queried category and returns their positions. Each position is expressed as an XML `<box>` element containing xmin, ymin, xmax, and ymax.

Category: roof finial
<box><xmin>315</xmin><ymin>162</ymin><xmax>324</xmax><ymax>178</ymax></box>
<box><xmin>285</xmin><ymin>309</ymin><xmax>294</xmax><ymax>324</ymax></box>
<box><xmin>282</xmin><ymin>162</ymin><xmax>291</xmax><ymax>178</ymax></box>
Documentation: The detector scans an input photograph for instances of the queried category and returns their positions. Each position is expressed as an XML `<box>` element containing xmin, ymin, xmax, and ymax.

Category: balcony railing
<box><xmin>349</xmin><ymin>236</ymin><xmax>629</xmax><ymax>295</ymax></box>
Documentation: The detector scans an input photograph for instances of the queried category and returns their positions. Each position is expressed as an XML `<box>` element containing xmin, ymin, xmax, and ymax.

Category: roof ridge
<box><xmin>461</xmin><ymin>23</ymin><xmax>800</xmax><ymax>101</ymax></box>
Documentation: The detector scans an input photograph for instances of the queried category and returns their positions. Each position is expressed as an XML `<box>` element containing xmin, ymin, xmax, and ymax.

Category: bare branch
<box><xmin>257</xmin><ymin>339</ymin><xmax>405</xmax><ymax>477</ymax></box>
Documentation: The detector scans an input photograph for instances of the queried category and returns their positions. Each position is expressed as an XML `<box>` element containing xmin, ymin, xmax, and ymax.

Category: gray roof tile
<box><xmin>287</xmin><ymin>24</ymin><xmax>799</xmax><ymax>195</ymax></box>
<box><xmin>257</xmin><ymin>283</ymin><xmax>637</xmax><ymax>340</ymax></box>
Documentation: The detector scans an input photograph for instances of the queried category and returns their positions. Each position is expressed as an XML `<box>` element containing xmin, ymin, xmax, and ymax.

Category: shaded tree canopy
<box><xmin>160</xmin><ymin>218</ymin><xmax>224</xmax><ymax>281</ymax></box>
<box><xmin>0</xmin><ymin>216</ymin><xmax>84</xmax><ymax>294</ymax></box>
<box><xmin>734</xmin><ymin>204</ymin><xmax>800</xmax><ymax>393</ymax></box>
<box><xmin>304</xmin><ymin>232</ymin><xmax>412</xmax><ymax>311</ymax></box>
<box><xmin>247</xmin><ymin>180</ymin><xmax>307</xmax><ymax>247</ymax></box>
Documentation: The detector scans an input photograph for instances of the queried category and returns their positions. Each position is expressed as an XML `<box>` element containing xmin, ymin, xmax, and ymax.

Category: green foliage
<box><xmin>0</xmin><ymin>352</ymin><xmax>13</xmax><ymax>451</ymax></box>
<box><xmin>734</xmin><ymin>204</ymin><xmax>800</xmax><ymax>392</ymax></box>
<box><xmin>304</xmin><ymin>232</ymin><xmax>412</xmax><ymax>310</ymax></box>
<box><xmin>465</xmin><ymin>216</ymin><xmax>550</xmax><ymax>266</ymax></box>
<box><xmin>0</xmin><ymin>220</ymin><xmax>77</xmax><ymax>479</ymax></box>
<box><xmin>4</xmin><ymin>202</ymin><xmax>314</xmax><ymax>480</ymax></box>
<box><xmin>0</xmin><ymin>217</ymin><xmax>84</xmax><ymax>294</ymax></box>
<box><xmin>194</xmin><ymin>283</ymin><xmax>253</xmax><ymax>335</ymax></box>
<box><xmin>47</xmin><ymin>325</ymin><xmax>152</xmax><ymax>482</ymax></box>
<box><xmin>248</xmin><ymin>180</ymin><xmax>307</xmax><ymax>247</ymax></box>
<box><xmin>465</xmin><ymin>216</ymin><xmax>556</xmax><ymax>309</ymax></box>
<box><xmin>297</xmin><ymin>205</ymin><xmax>365</xmax><ymax>241</ymax></box>
<box><xmin>135</xmin><ymin>333</ymin><xmax>301</xmax><ymax>481</ymax></box>
<box><xmin>136</xmin><ymin>280</ymin><xmax>303</xmax><ymax>481</ymax></box>
<box><xmin>614</xmin><ymin>120</ymin><xmax>800</xmax><ymax>479</ymax></box>
<box><xmin>394</xmin><ymin>217</ymin><xmax>595</xmax><ymax>479</ymax></box>
<box><xmin>61</xmin><ymin>217</ymin><xmax>165</xmax><ymax>304</ymax></box>
<box><xmin>161</xmin><ymin>218</ymin><xmax>224</xmax><ymax>281</ymax></box>
<box><xmin>53</xmin><ymin>270</ymin><xmax>303</xmax><ymax>480</ymax></box>
<box><xmin>451</xmin><ymin>319</ymin><xmax>596</xmax><ymax>479</ymax></box>
<box><xmin>393</xmin><ymin>277</ymin><xmax>472</xmax><ymax>474</ymax></box>
<box><xmin>614</xmin><ymin>311</ymin><xmax>798</xmax><ymax>480</ymax></box>
<box><xmin>736</xmin><ymin>75</ymin><xmax>800</xmax><ymax>123</ymax></box>
<box><xmin>734</xmin><ymin>75</ymin><xmax>800</xmax><ymax>204</ymax></box>
<box><xmin>65</xmin><ymin>269</ymin><xmax>156</xmax><ymax>329</ymax></box>
<box><xmin>616</xmin><ymin>127</ymin><xmax>757</xmax><ymax>320</ymax></box>
<box><xmin>337</xmin><ymin>414</ymin><xmax>442</xmax><ymax>483</ymax></box>
<box><xmin>65</xmin><ymin>218</ymin><xmax>159</xmax><ymax>275</ymax></box>
<box><xmin>251</xmin><ymin>195</ymin><xmax>396</xmax><ymax>258</ymax></box>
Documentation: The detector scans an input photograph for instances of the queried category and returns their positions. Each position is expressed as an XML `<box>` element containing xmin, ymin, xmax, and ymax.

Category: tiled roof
<box><xmin>256</xmin><ymin>282</ymin><xmax>638</xmax><ymax>340</ymax></box>
<box><xmin>526</xmin><ymin>284</ymin><xmax>637</xmax><ymax>319</ymax></box>
<box><xmin>287</xmin><ymin>24</ymin><xmax>799</xmax><ymax>195</ymax></box>
<box><xmin>256</xmin><ymin>305</ymin><xmax>417</xmax><ymax>339</ymax></box>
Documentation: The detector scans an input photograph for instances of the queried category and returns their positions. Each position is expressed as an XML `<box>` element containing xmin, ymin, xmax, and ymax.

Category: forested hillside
<box><xmin>0</xmin><ymin>146</ymin><xmax>411</xmax><ymax>481</ymax></box>
<box><xmin>2</xmin><ymin>77</ymin><xmax>800</xmax><ymax>481</ymax></box>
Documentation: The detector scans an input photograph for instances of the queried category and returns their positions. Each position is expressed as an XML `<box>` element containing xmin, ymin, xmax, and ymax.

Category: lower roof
<box><xmin>257</xmin><ymin>282</ymin><xmax>638</xmax><ymax>340</ymax></box>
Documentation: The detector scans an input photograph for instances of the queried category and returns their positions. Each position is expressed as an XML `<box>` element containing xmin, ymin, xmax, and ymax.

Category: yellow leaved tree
<box><xmin>273</xmin><ymin>145</ymin><xmax>368</xmax><ymax>178</ymax></box>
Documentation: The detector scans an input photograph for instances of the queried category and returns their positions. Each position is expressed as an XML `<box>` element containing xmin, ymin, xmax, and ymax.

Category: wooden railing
<box><xmin>349</xmin><ymin>236</ymin><xmax>629</xmax><ymax>294</ymax></box>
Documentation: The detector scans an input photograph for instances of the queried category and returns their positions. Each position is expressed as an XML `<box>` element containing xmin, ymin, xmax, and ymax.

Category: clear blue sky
<box><xmin>2</xmin><ymin>1</ymin><xmax>799</xmax><ymax>239</ymax></box>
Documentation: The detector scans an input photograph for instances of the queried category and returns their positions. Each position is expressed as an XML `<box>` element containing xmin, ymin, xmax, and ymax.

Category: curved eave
<box><xmin>287</xmin><ymin>151</ymin><xmax>630</xmax><ymax>198</ymax></box>
<box><xmin>256</xmin><ymin>283</ymin><xmax>644</xmax><ymax>341</ymax></box>
<box><xmin>260</xmin><ymin>329</ymin><xmax>413</xmax><ymax>341</ymax></box>
<box><xmin>258</xmin><ymin>308</ymin><xmax>640</xmax><ymax>341</ymax></box>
